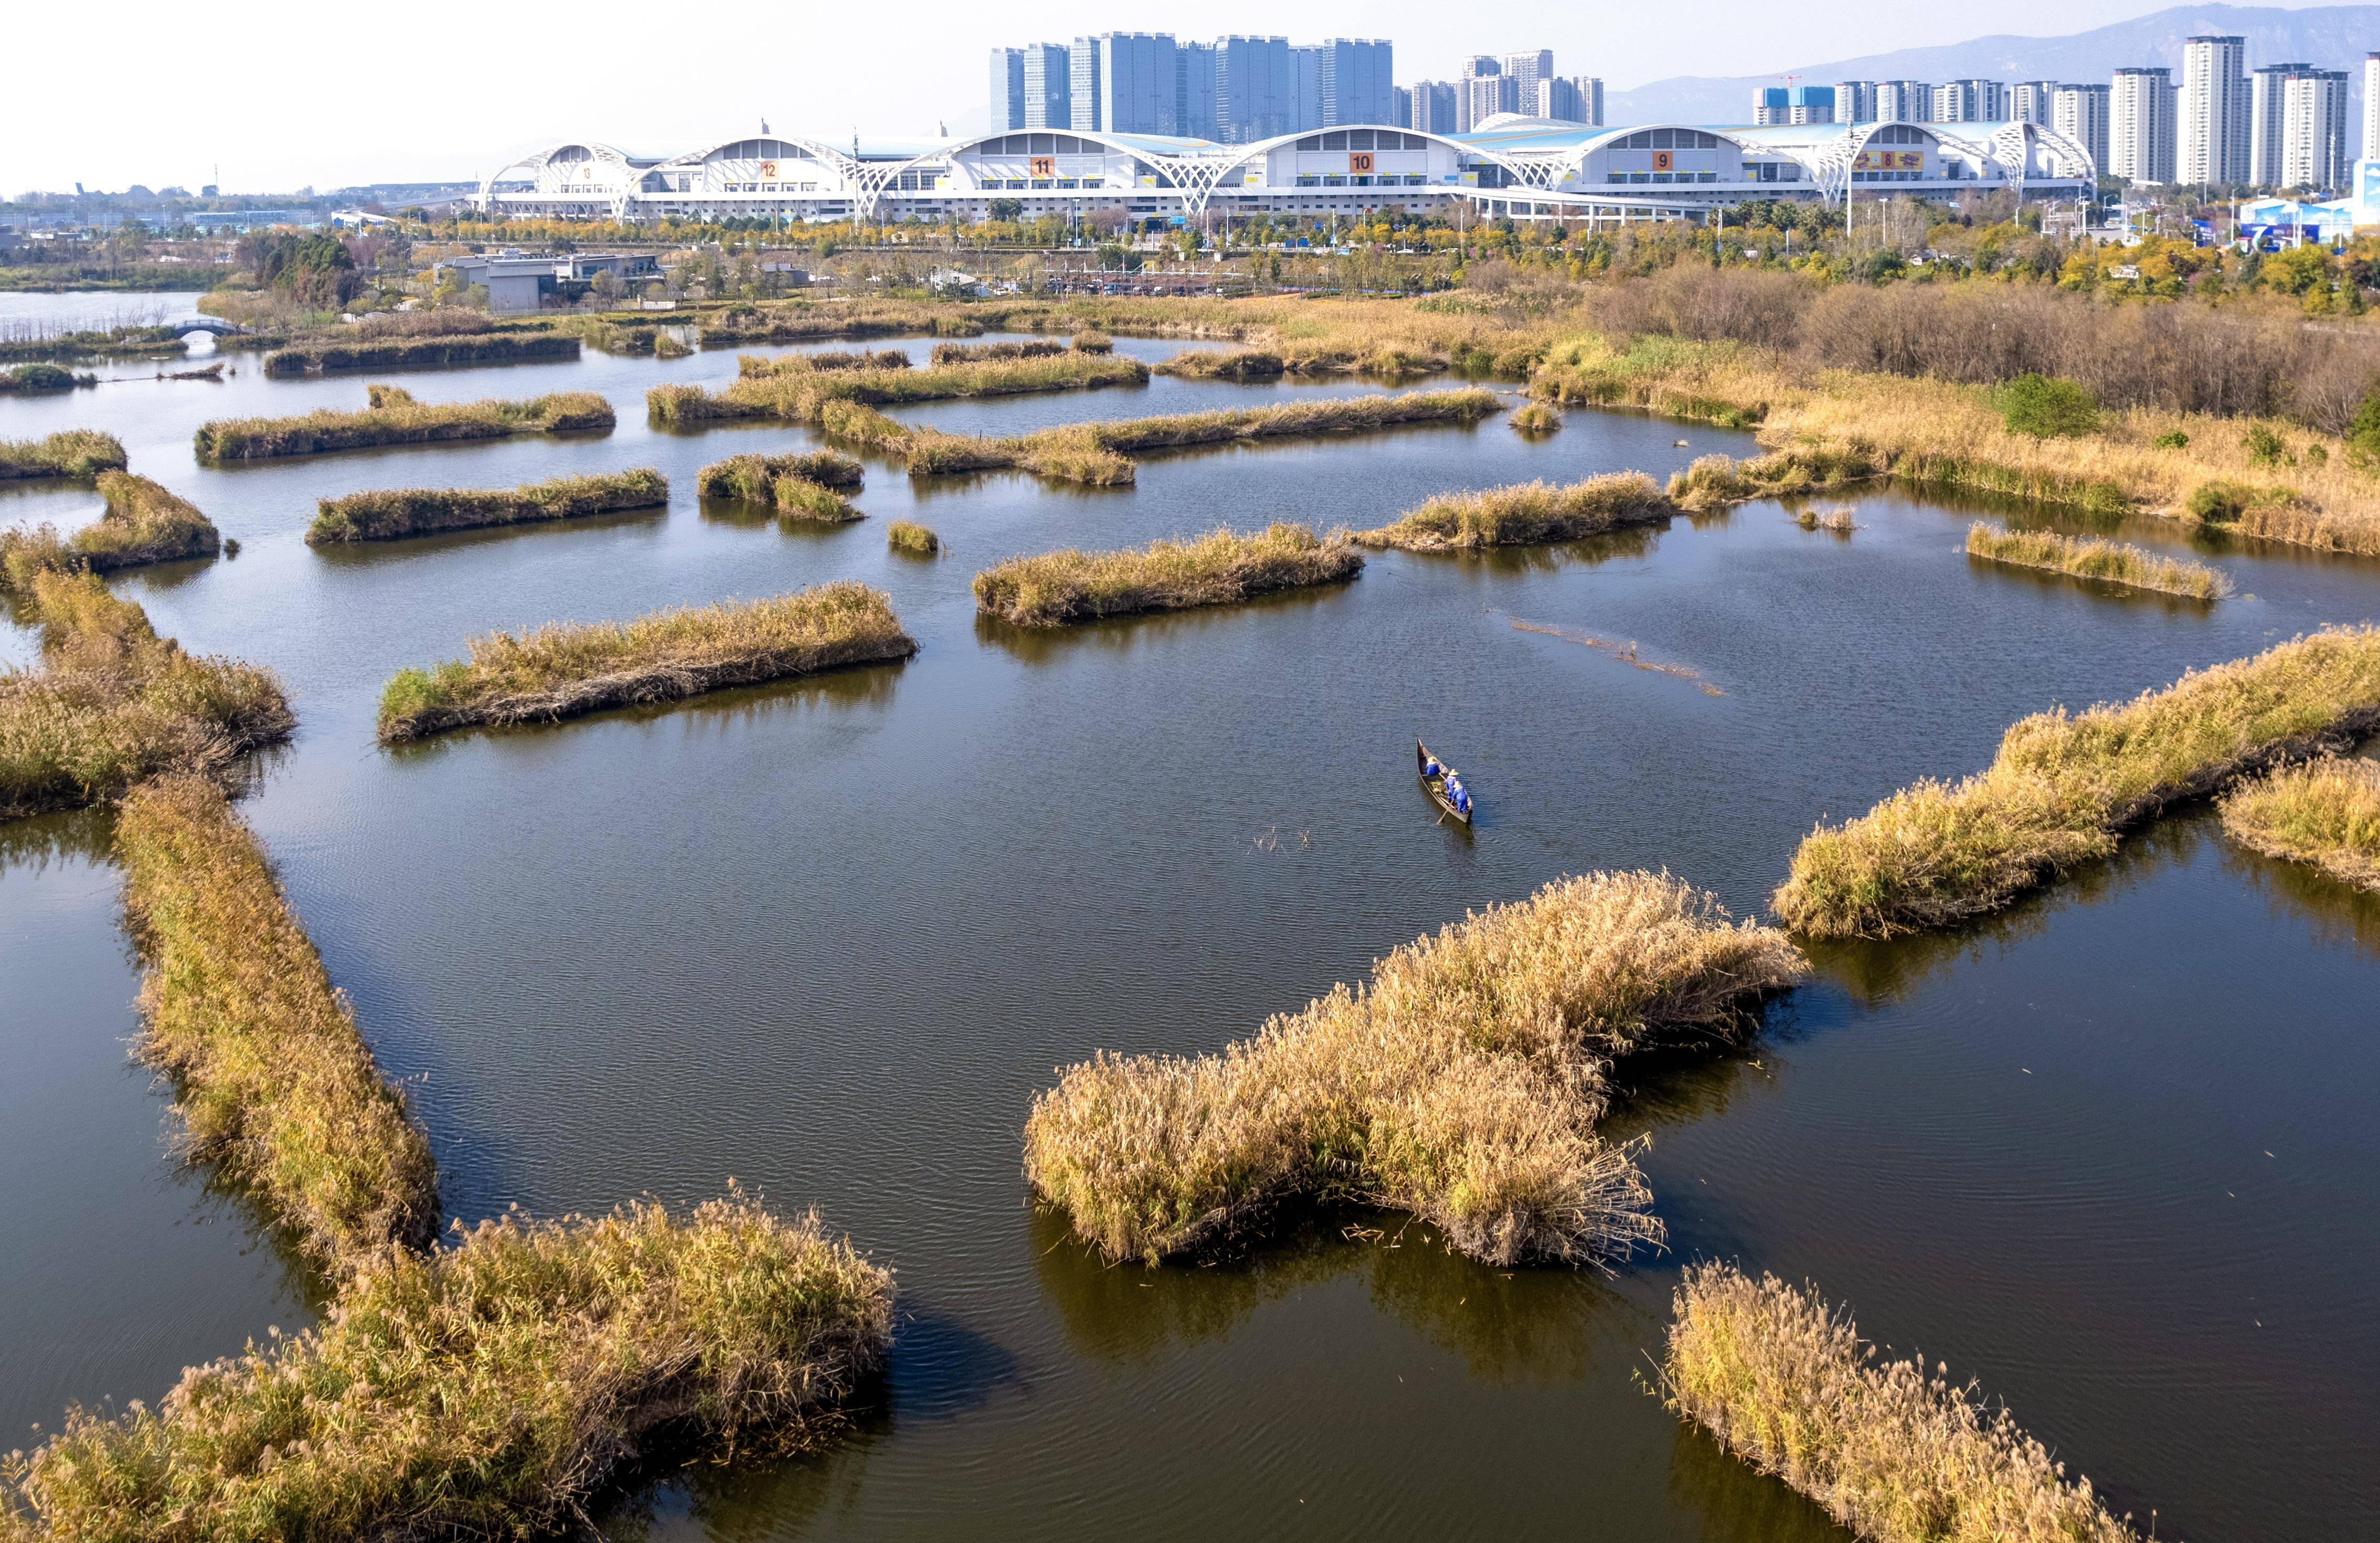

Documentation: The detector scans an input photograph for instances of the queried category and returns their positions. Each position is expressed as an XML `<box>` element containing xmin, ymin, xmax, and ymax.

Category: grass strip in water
<box><xmin>1</xmin><ymin>474</ymin><xmax>220</xmax><ymax>584</ymax></box>
<box><xmin>376</xmin><ymin>581</ymin><xmax>915</xmax><ymax>742</ymax></box>
<box><xmin>263</xmin><ymin>332</ymin><xmax>579</xmax><ymax>376</ymax></box>
<box><xmin>0</xmin><ymin>572</ymin><xmax>292</xmax><ymax>821</ymax></box>
<box><xmin>0</xmin><ymin>1190</ymin><xmax>891</xmax><ymax>1542</ymax></box>
<box><xmin>930</xmin><ymin>339</ymin><xmax>1066</xmax><ymax>365</ymax></box>
<box><xmin>695</xmin><ymin>449</ymin><xmax>863</xmax><ymax>507</ymax></box>
<box><xmin>195</xmin><ymin>385</ymin><xmax>614</xmax><ymax>461</ymax></box>
<box><xmin>1357</xmin><ymin>472</ymin><xmax>1671</xmax><ymax>551</ymax></box>
<box><xmin>1773</xmin><ymin>626</ymin><xmax>2380</xmax><ymax>937</ymax></box>
<box><xmin>1964</xmin><ymin>523</ymin><xmax>2232</xmax><ymax>599</ymax></box>
<box><xmin>0</xmin><ymin>428</ymin><xmax>128</xmax><ymax>480</ymax></box>
<box><xmin>2220</xmin><ymin>754</ymin><xmax>2380</xmax><ymax>891</ymax></box>
<box><xmin>1024</xmin><ymin>871</ymin><xmax>1804</xmax><ymax>1266</ymax></box>
<box><xmin>115</xmin><ymin>775</ymin><xmax>439</xmax><ymax>1268</ymax></box>
<box><xmin>887</xmin><ymin>520</ymin><xmax>939</xmax><ymax>555</ymax></box>
<box><xmin>306</xmin><ymin>469</ymin><xmax>667</xmax><ymax>545</ymax></box>
<box><xmin>1663</xmin><ymin>1263</ymin><xmax>2148</xmax><ymax>1543</ymax></box>
<box><xmin>1156</xmin><ymin>341</ymin><xmax>1447</xmax><ymax>379</ymax></box>
<box><xmin>973</xmin><ymin>524</ymin><xmax>1361</xmax><ymax>626</ymax></box>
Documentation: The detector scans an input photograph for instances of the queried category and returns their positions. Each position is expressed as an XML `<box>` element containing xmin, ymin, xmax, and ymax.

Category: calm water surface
<box><xmin>2</xmin><ymin>302</ymin><xmax>2375</xmax><ymax>1541</ymax></box>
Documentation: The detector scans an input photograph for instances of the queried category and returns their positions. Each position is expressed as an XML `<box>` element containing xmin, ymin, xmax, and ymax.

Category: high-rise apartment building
<box><xmin>1462</xmin><ymin>73</ymin><xmax>1518</xmax><ymax>130</ymax></box>
<box><xmin>2365</xmin><ymin>54</ymin><xmax>2380</xmax><ymax>162</ymax></box>
<box><xmin>1021</xmin><ymin>42</ymin><xmax>1071</xmax><ymax>130</ymax></box>
<box><xmin>1833</xmin><ymin>81</ymin><xmax>1877</xmax><ymax>122</ymax></box>
<box><xmin>1754</xmin><ymin>85</ymin><xmax>1835</xmax><ymax>125</ymax></box>
<box><xmin>1502</xmin><ymin>49</ymin><xmax>1553</xmax><ymax>114</ymax></box>
<box><xmin>1291</xmin><ymin>45</ymin><xmax>1324</xmax><ymax>132</ymax></box>
<box><xmin>2283</xmin><ymin>67</ymin><xmax>2350</xmax><ymax>189</ymax></box>
<box><xmin>1540</xmin><ymin>75</ymin><xmax>1602</xmax><ymax>125</ymax></box>
<box><xmin>2179</xmin><ymin>35</ymin><xmax>2249</xmax><ymax>184</ymax></box>
<box><xmin>1215</xmin><ymin>35</ymin><xmax>1294</xmax><ymax>142</ymax></box>
<box><xmin>2012</xmin><ymin>81</ymin><xmax>2058</xmax><ymax>125</ymax></box>
<box><xmin>1177</xmin><ymin>42</ymin><xmax>1216</xmax><ymax>139</ymax></box>
<box><xmin>1072</xmin><ymin>34</ymin><xmax>1180</xmax><ymax>136</ymax></box>
<box><xmin>1408</xmin><ymin>79</ymin><xmax>1459</xmax><ymax>134</ymax></box>
<box><xmin>2052</xmin><ymin>83</ymin><xmax>2111</xmax><ymax>178</ymax></box>
<box><xmin>1874</xmin><ymin>81</ymin><xmax>1931</xmax><ymax>122</ymax></box>
<box><xmin>1316</xmin><ymin>38</ymin><xmax>1394</xmax><ymax>127</ymax></box>
<box><xmin>990</xmin><ymin>48</ymin><xmax>1027</xmax><ymax>132</ymax></box>
<box><xmin>1392</xmin><ymin>85</ymin><xmax>1412</xmax><ymax>129</ymax></box>
<box><xmin>2111</xmin><ymin>66</ymin><xmax>2176</xmax><ymax>184</ymax></box>
<box><xmin>2250</xmin><ymin>62</ymin><xmax>2309</xmax><ymax>185</ymax></box>
<box><xmin>1933</xmin><ymin>79</ymin><xmax>2007</xmax><ymax>122</ymax></box>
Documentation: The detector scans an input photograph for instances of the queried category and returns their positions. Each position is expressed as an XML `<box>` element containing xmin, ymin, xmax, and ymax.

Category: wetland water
<box><xmin>2</xmin><ymin>311</ymin><xmax>2376</xmax><ymax>1541</ymax></box>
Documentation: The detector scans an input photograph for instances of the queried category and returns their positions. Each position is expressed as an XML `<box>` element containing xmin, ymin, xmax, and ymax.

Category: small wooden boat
<box><xmin>1416</xmin><ymin>739</ymin><xmax>1474</xmax><ymax>824</ymax></box>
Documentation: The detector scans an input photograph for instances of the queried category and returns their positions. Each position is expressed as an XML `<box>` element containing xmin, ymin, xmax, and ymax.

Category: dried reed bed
<box><xmin>1552</xmin><ymin>335</ymin><xmax>2380</xmax><ymax>555</ymax></box>
<box><xmin>0</xmin><ymin>572</ymin><xmax>292</xmax><ymax>821</ymax></box>
<box><xmin>1794</xmin><ymin>505</ymin><xmax>1858</xmax><ymax>533</ymax></box>
<box><xmin>1775</xmin><ymin>626</ymin><xmax>2380</xmax><ymax>937</ymax></box>
<box><xmin>930</xmin><ymin>339</ymin><xmax>1065</xmax><ymax>365</ymax></box>
<box><xmin>115</xmin><ymin>775</ymin><xmax>438</xmax><ymax>1269</ymax></box>
<box><xmin>810</xmin><ymin>390</ymin><xmax>1496</xmax><ymax>488</ymax></box>
<box><xmin>1024</xmin><ymin>872</ymin><xmax>1806</xmax><ymax>1267</ymax></box>
<box><xmin>650</xmin><ymin>353</ymin><xmax>1146</xmax><ymax>425</ymax></box>
<box><xmin>1510</xmin><ymin>402</ymin><xmax>1561</xmax><ymax>435</ymax></box>
<box><xmin>2221</xmin><ymin>754</ymin><xmax>2380</xmax><ymax>890</ymax></box>
<box><xmin>306</xmin><ymin>469</ymin><xmax>667</xmax><ymax>545</ymax></box>
<box><xmin>887</xmin><ymin>520</ymin><xmax>940</xmax><ymax>555</ymax></box>
<box><xmin>263</xmin><ymin>331</ymin><xmax>579</xmax><ymax>376</ymax></box>
<box><xmin>195</xmin><ymin>385</ymin><xmax>615</xmax><ymax>460</ymax></box>
<box><xmin>1965</xmin><ymin>523</ymin><xmax>2232</xmax><ymax>600</ymax></box>
<box><xmin>0</xmin><ymin>428</ymin><xmax>127</xmax><ymax>481</ymax></box>
<box><xmin>1357</xmin><ymin>472</ymin><xmax>1671</xmax><ymax>551</ymax></box>
<box><xmin>802</xmin><ymin>347</ymin><xmax>914</xmax><ymax>371</ymax></box>
<box><xmin>0</xmin><ymin>1191</ymin><xmax>892</xmax><ymax>1542</ymax></box>
<box><xmin>1</xmin><ymin>473</ymin><xmax>219</xmax><ymax>586</ymax></box>
<box><xmin>377</xmin><ymin>581</ymin><xmax>916</xmax><ymax>742</ymax></box>
<box><xmin>1155</xmin><ymin>340</ymin><xmax>1448</xmax><ymax>379</ymax></box>
<box><xmin>694</xmin><ymin>450</ymin><xmax>864</xmax><ymax>499</ymax></box>
<box><xmin>1664</xmin><ymin>1263</ymin><xmax>2147</xmax><ymax>1543</ymax></box>
<box><xmin>974</xmin><ymin>524</ymin><xmax>1360</xmax><ymax>626</ymax></box>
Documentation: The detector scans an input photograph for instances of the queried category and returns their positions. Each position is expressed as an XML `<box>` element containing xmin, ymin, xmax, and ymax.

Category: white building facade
<box><xmin>2179</xmin><ymin>35</ymin><xmax>2249</xmax><ymax>185</ymax></box>
<box><xmin>2111</xmin><ymin>67</ymin><xmax>2176</xmax><ymax>185</ymax></box>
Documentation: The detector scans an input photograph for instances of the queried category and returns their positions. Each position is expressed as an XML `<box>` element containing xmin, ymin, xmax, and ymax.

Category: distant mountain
<box><xmin>1608</xmin><ymin>3</ymin><xmax>2380</xmax><ymax>126</ymax></box>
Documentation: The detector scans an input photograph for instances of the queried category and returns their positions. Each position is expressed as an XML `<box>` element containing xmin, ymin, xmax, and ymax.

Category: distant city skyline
<box><xmin>5</xmin><ymin>0</ymin><xmax>2375</xmax><ymax>191</ymax></box>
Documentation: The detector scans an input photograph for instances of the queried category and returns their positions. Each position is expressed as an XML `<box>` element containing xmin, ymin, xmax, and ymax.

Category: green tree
<box><xmin>1999</xmin><ymin>374</ymin><xmax>2100</xmax><ymax>439</ymax></box>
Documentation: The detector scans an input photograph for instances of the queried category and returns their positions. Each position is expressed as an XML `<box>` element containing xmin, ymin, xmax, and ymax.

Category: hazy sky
<box><xmin>0</xmin><ymin>0</ymin><xmax>2317</xmax><ymax>193</ymax></box>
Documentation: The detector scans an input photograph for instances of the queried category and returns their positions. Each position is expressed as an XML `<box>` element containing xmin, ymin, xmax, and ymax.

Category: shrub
<box><xmin>0</xmin><ymin>362</ymin><xmax>86</xmax><ymax>393</ymax></box>
<box><xmin>2243</xmin><ymin>422</ymin><xmax>2292</xmax><ymax>466</ymax></box>
<box><xmin>887</xmin><ymin>520</ymin><xmax>940</xmax><ymax>555</ymax></box>
<box><xmin>1997</xmin><ymin>374</ymin><xmax>2099</xmax><ymax>439</ymax></box>
<box><xmin>2185</xmin><ymin>480</ymin><xmax>2255</xmax><ymax>524</ymax></box>
<box><xmin>2152</xmin><ymin>429</ymin><xmax>2190</xmax><ymax>450</ymax></box>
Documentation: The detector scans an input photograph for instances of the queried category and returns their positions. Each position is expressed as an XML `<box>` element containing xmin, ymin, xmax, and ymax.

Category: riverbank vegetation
<box><xmin>1</xmin><ymin>572</ymin><xmax>292</xmax><ymax>821</ymax></box>
<box><xmin>115</xmin><ymin>775</ymin><xmax>439</xmax><ymax>1268</ymax></box>
<box><xmin>806</xmin><ymin>347</ymin><xmax>914</xmax><ymax>370</ymax></box>
<box><xmin>1964</xmin><ymin>523</ymin><xmax>2233</xmax><ymax>599</ymax></box>
<box><xmin>1024</xmin><ymin>871</ymin><xmax>1805</xmax><ymax>1266</ymax></box>
<box><xmin>1664</xmin><ymin>1262</ymin><xmax>2146</xmax><ymax>1543</ymax></box>
<box><xmin>195</xmin><ymin>385</ymin><xmax>614</xmax><ymax>460</ymax></box>
<box><xmin>2221</xmin><ymin>754</ymin><xmax>2380</xmax><ymax>891</ymax></box>
<box><xmin>0</xmin><ymin>1191</ymin><xmax>892</xmax><ymax>1542</ymax></box>
<box><xmin>0</xmin><ymin>428</ymin><xmax>127</xmax><ymax>480</ymax></box>
<box><xmin>974</xmin><ymin>524</ymin><xmax>1361</xmax><ymax>626</ymax></box>
<box><xmin>887</xmin><ymin>520</ymin><xmax>939</xmax><ymax>555</ymax></box>
<box><xmin>1774</xmin><ymin>626</ymin><xmax>2380</xmax><ymax>937</ymax></box>
<box><xmin>0</xmin><ymin>363</ymin><xmax>94</xmax><ymax>393</ymax></box>
<box><xmin>2</xmin><ymin>474</ymin><xmax>220</xmax><ymax>584</ymax></box>
<box><xmin>1357</xmin><ymin>472</ymin><xmax>1671</xmax><ymax>551</ymax></box>
<box><xmin>376</xmin><ymin>581</ymin><xmax>915</xmax><ymax>742</ymax></box>
<box><xmin>263</xmin><ymin>331</ymin><xmax>580</xmax><ymax>375</ymax></box>
<box><xmin>307</xmin><ymin>469</ymin><xmax>668</xmax><ymax>544</ymax></box>
<box><xmin>930</xmin><ymin>339</ymin><xmax>1064</xmax><ymax>365</ymax></box>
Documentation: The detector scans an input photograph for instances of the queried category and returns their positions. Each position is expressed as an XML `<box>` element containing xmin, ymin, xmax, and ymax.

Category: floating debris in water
<box><xmin>1511</xmin><ymin>620</ymin><xmax>1724</xmax><ymax>695</ymax></box>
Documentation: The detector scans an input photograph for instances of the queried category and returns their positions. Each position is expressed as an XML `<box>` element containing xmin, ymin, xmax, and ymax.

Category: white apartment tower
<box><xmin>2179</xmin><ymin>35</ymin><xmax>2249</xmax><ymax>185</ymax></box>
<box><xmin>1874</xmin><ymin>80</ymin><xmax>1931</xmax><ymax>122</ymax></box>
<box><xmin>2053</xmin><ymin>83</ymin><xmax>2111</xmax><ymax>179</ymax></box>
<box><xmin>1502</xmin><ymin>49</ymin><xmax>1553</xmax><ymax>114</ymax></box>
<box><xmin>2283</xmin><ymin>68</ymin><xmax>2351</xmax><ymax>189</ymax></box>
<box><xmin>2250</xmin><ymin>63</ymin><xmax>2309</xmax><ymax>185</ymax></box>
<box><xmin>1833</xmin><ymin>81</ymin><xmax>1877</xmax><ymax>122</ymax></box>
<box><xmin>2364</xmin><ymin>53</ymin><xmax>2380</xmax><ymax>161</ymax></box>
<box><xmin>2012</xmin><ymin>81</ymin><xmax>2058</xmax><ymax>125</ymax></box>
<box><xmin>1539</xmin><ymin>75</ymin><xmax>1602</xmax><ymax>125</ymax></box>
<box><xmin>2111</xmin><ymin>67</ymin><xmax>2176</xmax><ymax>185</ymax></box>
